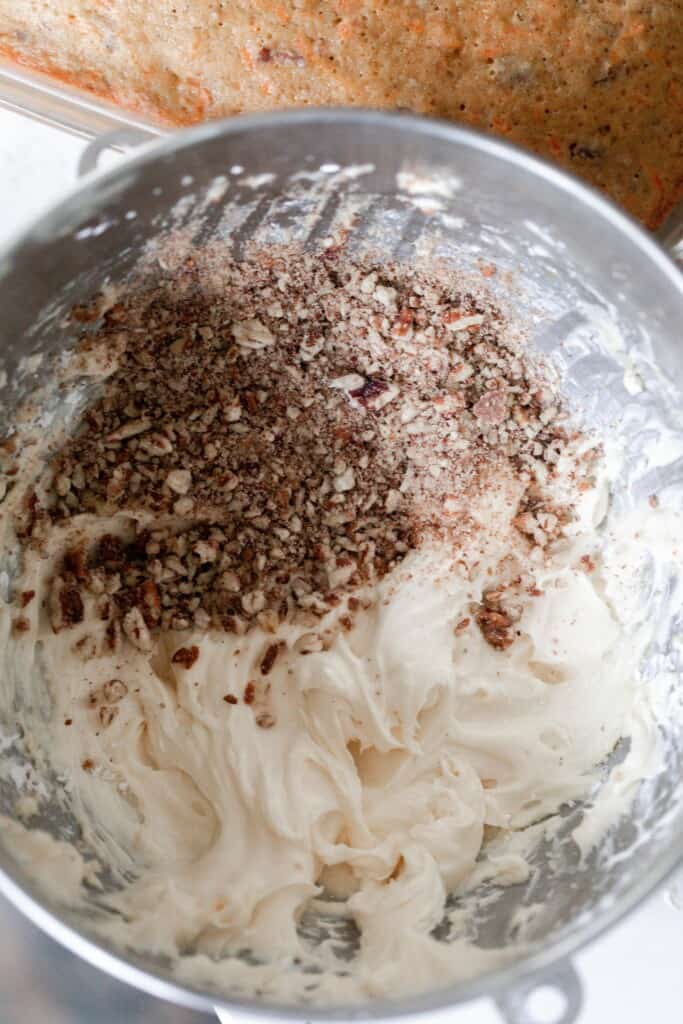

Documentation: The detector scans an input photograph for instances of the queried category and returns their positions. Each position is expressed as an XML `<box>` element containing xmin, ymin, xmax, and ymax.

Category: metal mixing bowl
<box><xmin>0</xmin><ymin>111</ymin><xmax>682</xmax><ymax>1024</ymax></box>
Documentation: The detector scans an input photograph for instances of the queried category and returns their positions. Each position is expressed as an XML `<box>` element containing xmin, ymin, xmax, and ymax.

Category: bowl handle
<box><xmin>76</xmin><ymin>126</ymin><xmax>157</xmax><ymax>177</ymax></box>
<box><xmin>494</xmin><ymin>958</ymin><xmax>583</xmax><ymax>1024</ymax></box>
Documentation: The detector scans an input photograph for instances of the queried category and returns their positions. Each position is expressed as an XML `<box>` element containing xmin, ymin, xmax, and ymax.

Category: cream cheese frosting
<box><xmin>0</xmin><ymin>244</ymin><xmax>672</xmax><ymax>1006</ymax></box>
<box><xmin>0</xmin><ymin>458</ymin><xmax>664</xmax><ymax>1002</ymax></box>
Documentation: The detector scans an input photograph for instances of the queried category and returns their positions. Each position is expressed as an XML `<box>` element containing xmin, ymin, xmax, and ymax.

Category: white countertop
<box><xmin>0</xmin><ymin>104</ymin><xmax>681</xmax><ymax>1024</ymax></box>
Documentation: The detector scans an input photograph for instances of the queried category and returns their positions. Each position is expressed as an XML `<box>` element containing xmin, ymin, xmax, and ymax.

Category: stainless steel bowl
<box><xmin>0</xmin><ymin>111</ymin><xmax>682</xmax><ymax>1024</ymax></box>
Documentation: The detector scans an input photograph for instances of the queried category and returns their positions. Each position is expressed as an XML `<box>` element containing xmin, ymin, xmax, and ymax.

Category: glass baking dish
<box><xmin>3</xmin><ymin>54</ymin><xmax>681</xmax><ymax>256</ymax></box>
<box><xmin>0</xmin><ymin>56</ymin><xmax>163</xmax><ymax>143</ymax></box>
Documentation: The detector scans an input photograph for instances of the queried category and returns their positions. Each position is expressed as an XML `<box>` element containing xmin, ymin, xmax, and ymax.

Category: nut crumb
<box><xmin>33</xmin><ymin>240</ymin><xmax>583</xmax><ymax>660</ymax></box>
<box><xmin>172</xmin><ymin>645</ymin><xmax>200</xmax><ymax>668</ymax></box>
<box><xmin>260</xmin><ymin>642</ymin><xmax>283</xmax><ymax>676</ymax></box>
<box><xmin>476</xmin><ymin>606</ymin><xmax>514</xmax><ymax>650</ymax></box>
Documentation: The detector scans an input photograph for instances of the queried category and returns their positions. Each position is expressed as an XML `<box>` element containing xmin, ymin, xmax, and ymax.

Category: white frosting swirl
<box><xmin>0</xmin><ymin>465</ymin><xmax>661</xmax><ymax>1000</ymax></box>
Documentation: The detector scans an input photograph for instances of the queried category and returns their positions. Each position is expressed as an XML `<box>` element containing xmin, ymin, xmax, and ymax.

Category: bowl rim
<box><xmin>0</xmin><ymin>106</ymin><xmax>682</xmax><ymax>1021</ymax></box>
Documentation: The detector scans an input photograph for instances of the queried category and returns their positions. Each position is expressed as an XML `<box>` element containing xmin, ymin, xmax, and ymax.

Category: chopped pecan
<box><xmin>260</xmin><ymin>642</ymin><xmax>283</xmax><ymax>676</ymax></box>
<box><xmin>350</xmin><ymin>377</ymin><xmax>388</xmax><ymax>405</ymax></box>
<box><xmin>139</xmin><ymin>579</ymin><xmax>161</xmax><ymax>624</ymax></box>
<box><xmin>50</xmin><ymin>576</ymin><xmax>84</xmax><ymax>632</ymax></box>
<box><xmin>37</xmin><ymin>245</ymin><xmax>581</xmax><ymax>647</ymax></box>
<box><xmin>171</xmin><ymin>645</ymin><xmax>200</xmax><ymax>669</ymax></box>
<box><xmin>105</xmin><ymin>617</ymin><xmax>122</xmax><ymax>652</ymax></box>
<box><xmin>70</xmin><ymin>301</ymin><xmax>101</xmax><ymax>323</ymax></box>
<box><xmin>63</xmin><ymin>544</ymin><xmax>89</xmax><ymax>581</ymax></box>
<box><xmin>93</xmin><ymin>534</ymin><xmax>125</xmax><ymax>570</ymax></box>
<box><xmin>476</xmin><ymin>607</ymin><xmax>514</xmax><ymax>650</ymax></box>
<box><xmin>472</xmin><ymin>390</ymin><xmax>507</xmax><ymax>425</ymax></box>
<box><xmin>15</xmin><ymin>489</ymin><xmax>38</xmax><ymax>539</ymax></box>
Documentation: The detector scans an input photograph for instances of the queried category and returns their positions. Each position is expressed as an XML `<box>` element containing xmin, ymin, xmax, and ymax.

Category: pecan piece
<box><xmin>472</xmin><ymin>390</ymin><xmax>507</xmax><ymax>425</ymax></box>
<box><xmin>350</xmin><ymin>377</ymin><xmax>388</xmax><ymax>405</ymax></box>
<box><xmin>93</xmin><ymin>534</ymin><xmax>125</xmax><ymax>570</ymax></box>
<box><xmin>260</xmin><ymin>642</ymin><xmax>283</xmax><ymax>676</ymax></box>
<box><xmin>105</xmin><ymin>617</ymin><xmax>122</xmax><ymax>652</ymax></box>
<box><xmin>476</xmin><ymin>607</ymin><xmax>513</xmax><ymax>650</ymax></box>
<box><xmin>50</xmin><ymin>576</ymin><xmax>84</xmax><ymax>632</ymax></box>
<box><xmin>139</xmin><ymin>579</ymin><xmax>161</xmax><ymax>624</ymax></box>
<box><xmin>171</xmin><ymin>645</ymin><xmax>200</xmax><ymax>669</ymax></box>
<box><xmin>63</xmin><ymin>544</ymin><xmax>89</xmax><ymax>581</ymax></box>
<box><xmin>15</xmin><ymin>489</ymin><xmax>38</xmax><ymax>539</ymax></box>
